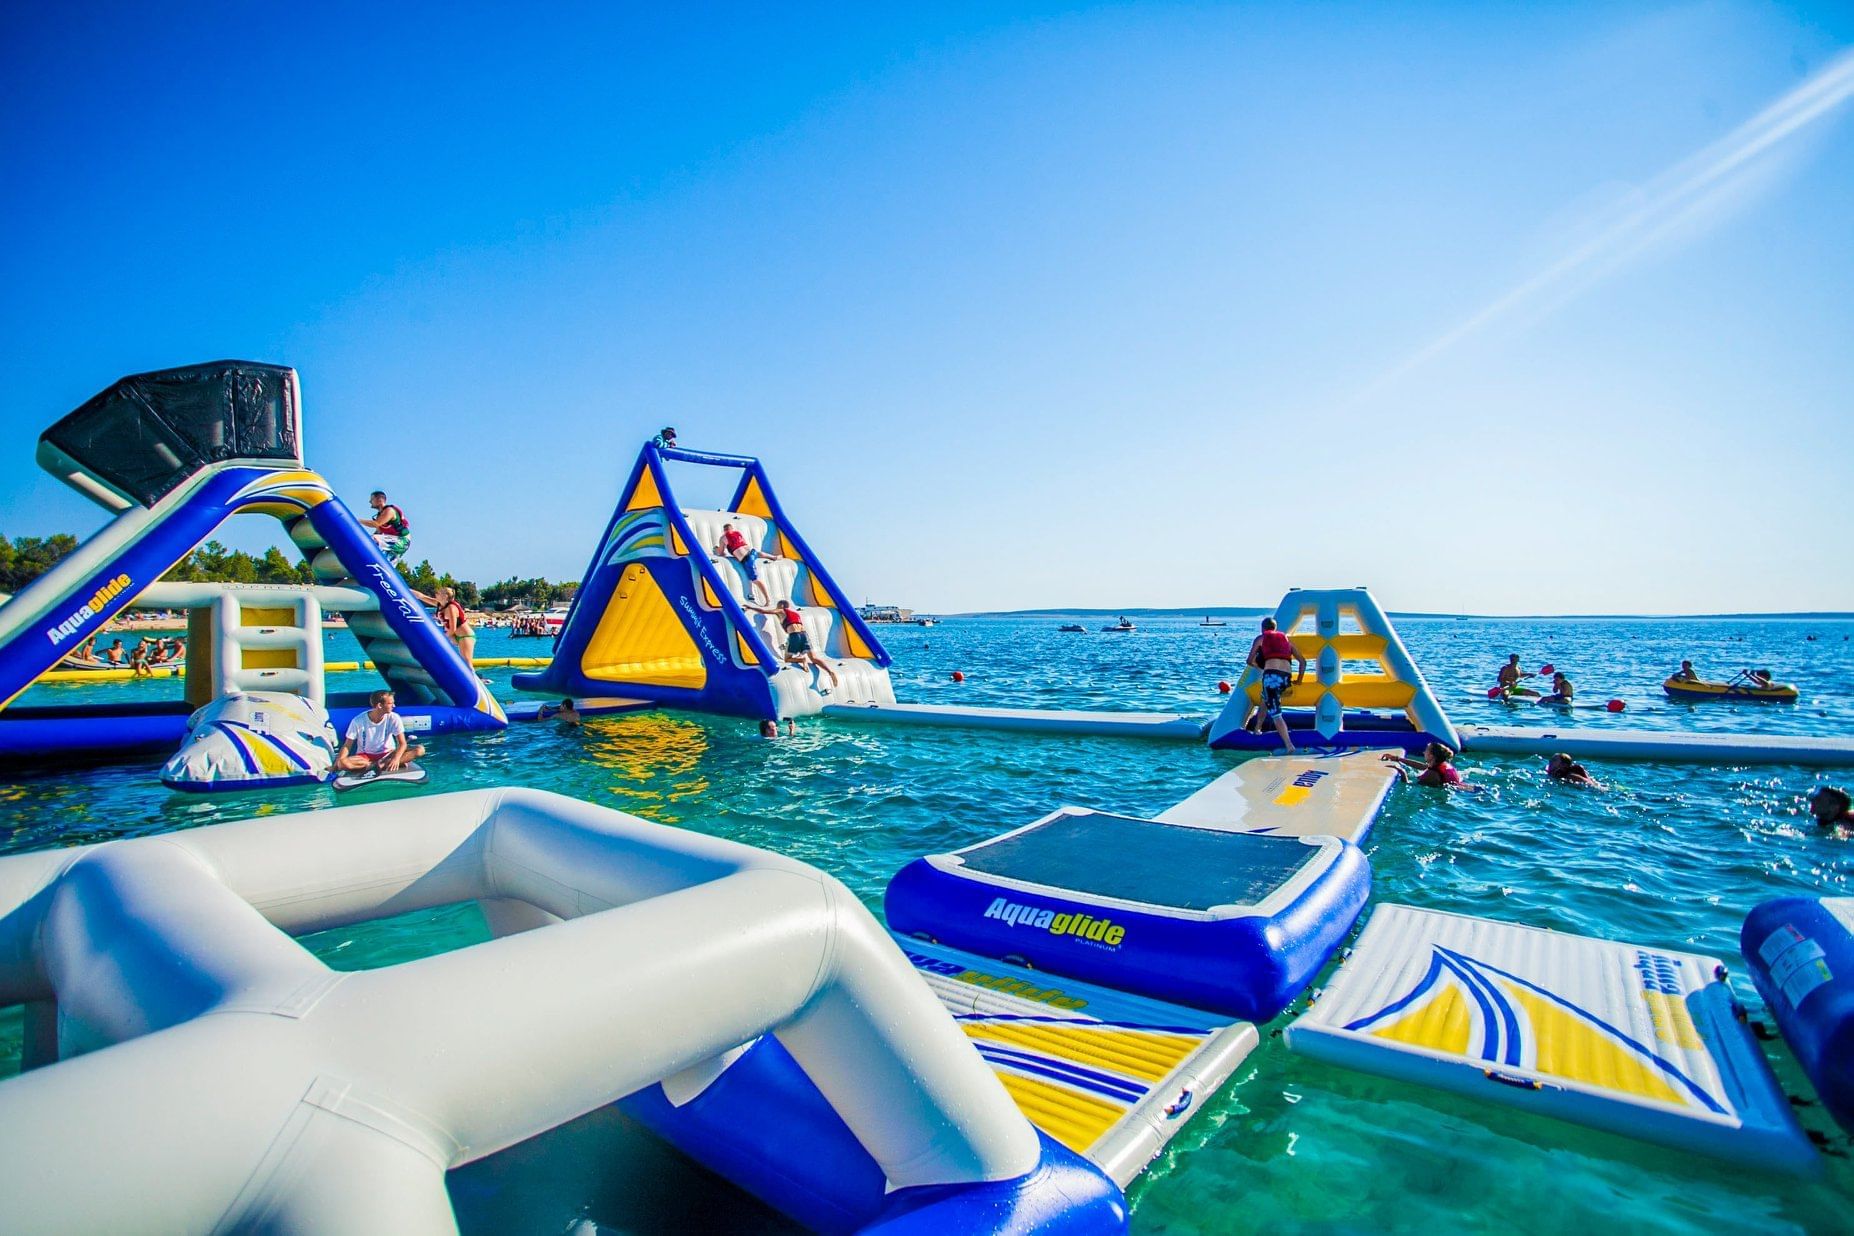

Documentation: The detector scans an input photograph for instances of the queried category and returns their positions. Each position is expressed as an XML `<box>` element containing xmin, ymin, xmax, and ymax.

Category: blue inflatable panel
<box><xmin>1208</xmin><ymin>710</ymin><xmax>1443</xmax><ymax>753</ymax></box>
<box><xmin>1742</xmin><ymin>896</ymin><xmax>1854</xmax><ymax>1134</ymax></box>
<box><xmin>622</xmin><ymin>1036</ymin><xmax>1125</xmax><ymax>1234</ymax></box>
<box><xmin>887</xmin><ymin>807</ymin><xmax>1370</xmax><ymax>1020</ymax></box>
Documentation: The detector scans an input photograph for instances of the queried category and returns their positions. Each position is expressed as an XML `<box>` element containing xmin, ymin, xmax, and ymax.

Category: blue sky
<box><xmin>2</xmin><ymin>2</ymin><xmax>1850</xmax><ymax>614</ymax></box>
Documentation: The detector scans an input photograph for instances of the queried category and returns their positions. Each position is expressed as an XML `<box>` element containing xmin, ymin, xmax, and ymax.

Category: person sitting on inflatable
<box><xmin>336</xmin><ymin>690</ymin><xmax>425</xmax><ymax>775</ymax></box>
<box><xmin>1381</xmin><ymin>743</ymin><xmax>1466</xmax><ymax>788</ymax></box>
<box><xmin>1808</xmin><ymin>786</ymin><xmax>1852</xmax><ymax>839</ymax></box>
<box><xmin>1540</xmin><ymin>672</ymin><xmax>1575</xmax><ymax>706</ymax></box>
<box><xmin>1496</xmin><ymin>653</ymin><xmax>1537</xmax><ymax>697</ymax></box>
<box><xmin>1672</xmin><ymin>660</ymin><xmax>1700</xmax><ymax>683</ymax></box>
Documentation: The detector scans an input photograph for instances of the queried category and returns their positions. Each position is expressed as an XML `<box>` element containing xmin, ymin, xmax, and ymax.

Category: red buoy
<box><xmin>1607</xmin><ymin>698</ymin><xmax>1625</xmax><ymax>712</ymax></box>
<box><xmin>1217</xmin><ymin>680</ymin><xmax>1233</xmax><ymax>694</ymax></box>
<box><xmin>951</xmin><ymin>671</ymin><xmax>965</xmax><ymax>683</ymax></box>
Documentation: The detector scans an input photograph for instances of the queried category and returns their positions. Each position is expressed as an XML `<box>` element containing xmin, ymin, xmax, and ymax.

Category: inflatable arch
<box><xmin>515</xmin><ymin>443</ymin><xmax>896</xmax><ymax>719</ymax></box>
<box><xmin>0</xmin><ymin>362</ymin><xmax>503</xmax><ymax>763</ymax></box>
<box><xmin>1207</xmin><ymin>588</ymin><xmax>1458</xmax><ymax>752</ymax></box>
<box><xmin>0</xmin><ymin>788</ymin><xmax>1123</xmax><ymax>1233</ymax></box>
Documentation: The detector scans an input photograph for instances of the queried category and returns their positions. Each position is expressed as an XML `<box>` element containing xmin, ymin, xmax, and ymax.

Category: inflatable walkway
<box><xmin>515</xmin><ymin>443</ymin><xmax>895</xmax><ymax>720</ymax></box>
<box><xmin>0</xmin><ymin>362</ymin><xmax>503</xmax><ymax>762</ymax></box>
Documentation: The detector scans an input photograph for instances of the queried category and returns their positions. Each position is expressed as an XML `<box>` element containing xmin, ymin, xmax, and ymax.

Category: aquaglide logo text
<box><xmin>45</xmin><ymin>573</ymin><xmax>132</xmax><ymax>645</ymax></box>
<box><xmin>982</xmin><ymin>897</ymin><xmax>1126</xmax><ymax>948</ymax></box>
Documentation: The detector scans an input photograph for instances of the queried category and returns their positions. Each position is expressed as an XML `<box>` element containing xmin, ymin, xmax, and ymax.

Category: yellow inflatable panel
<box><xmin>580</xmin><ymin>562</ymin><xmax>707</xmax><ymax>690</ymax></box>
<box><xmin>1246</xmin><ymin>677</ymin><xmax>1415</xmax><ymax>709</ymax></box>
<box><xmin>1288</xmin><ymin>633</ymin><xmax>1387</xmax><ymax>659</ymax></box>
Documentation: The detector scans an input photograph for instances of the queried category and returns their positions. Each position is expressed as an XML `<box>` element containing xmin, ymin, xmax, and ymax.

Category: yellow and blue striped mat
<box><xmin>1285</xmin><ymin>904</ymin><xmax>1816</xmax><ymax>1175</ymax></box>
<box><xmin>900</xmin><ymin>936</ymin><xmax>1257</xmax><ymax>1186</ymax></box>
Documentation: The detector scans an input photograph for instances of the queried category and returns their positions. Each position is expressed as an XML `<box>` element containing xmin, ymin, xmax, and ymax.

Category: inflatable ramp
<box><xmin>1286</xmin><ymin>905</ymin><xmax>1815</xmax><ymax>1175</ymax></box>
<box><xmin>1156</xmin><ymin>749</ymin><xmax>1398</xmax><ymax>843</ymax></box>
<box><xmin>1207</xmin><ymin>588</ymin><xmax>1457</xmax><ymax>753</ymax></box>
<box><xmin>901</xmin><ymin>937</ymin><xmax>1259</xmax><ymax>1186</ymax></box>
<box><xmin>515</xmin><ymin>444</ymin><xmax>894</xmax><ymax>720</ymax></box>
<box><xmin>0</xmin><ymin>362</ymin><xmax>503</xmax><ymax>762</ymax></box>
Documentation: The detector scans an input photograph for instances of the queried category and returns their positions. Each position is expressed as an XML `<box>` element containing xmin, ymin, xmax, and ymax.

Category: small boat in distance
<box><xmin>1101</xmin><ymin>616</ymin><xmax>1137</xmax><ymax>633</ymax></box>
<box><xmin>1058</xmin><ymin>623</ymin><xmax>1086</xmax><ymax>633</ymax></box>
<box><xmin>1198</xmin><ymin>616</ymin><xmax>1226</xmax><ymax>627</ymax></box>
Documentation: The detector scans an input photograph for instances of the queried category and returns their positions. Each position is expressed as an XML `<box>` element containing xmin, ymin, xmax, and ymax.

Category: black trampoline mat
<box><xmin>954</xmin><ymin>811</ymin><xmax>1317</xmax><ymax>911</ymax></box>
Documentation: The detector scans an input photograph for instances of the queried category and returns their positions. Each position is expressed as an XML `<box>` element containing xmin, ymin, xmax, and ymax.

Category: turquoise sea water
<box><xmin>3</xmin><ymin>615</ymin><xmax>1852</xmax><ymax>1233</ymax></box>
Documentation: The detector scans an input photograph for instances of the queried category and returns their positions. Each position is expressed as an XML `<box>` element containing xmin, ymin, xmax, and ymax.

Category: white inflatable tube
<box><xmin>0</xmin><ymin>789</ymin><xmax>1044</xmax><ymax>1233</ymax></box>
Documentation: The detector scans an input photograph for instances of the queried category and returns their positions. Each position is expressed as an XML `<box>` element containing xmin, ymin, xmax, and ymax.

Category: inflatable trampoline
<box><xmin>1287</xmin><ymin>905</ymin><xmax>1815</xmax><ymax>1174</ymax></box>
<box><xmin>1741</xmin><ymin>896</ymin><xmax>1854</xmax><ymax>1135</ymax></box>
<box><xmin>886</xmin><ymin>801</ymin><xmax>1371</xmax><ymax>1021</ymax></box>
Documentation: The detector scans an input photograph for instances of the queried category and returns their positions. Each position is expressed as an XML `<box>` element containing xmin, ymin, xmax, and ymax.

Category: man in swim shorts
<box><xmin>1497</xmin><ymin>654</ymin><xmax>1537</xmax><ymax>697</ymax></box>
<box><xmin>336</xmin><ymin>690</ymin><xmax>426</xmax><ymax>774</ymax></box>
<box><xmin>361</xmin><ymin>490</ymin><xmax>411</xmax><ymax>564</ymax></box>
<box><xmin>1241</xmin><ymin>617</ymin><xmax>1308</xmax><ymax>751</ymax></box>
<box><xmin>714</xmin><ymin>522</ymin><xmax>778</xmax><ymax>606</ymax></box>
<box><xmin>748</xmin><ymin>598</ymin><xmax>840</xmax><ymax>695</ymax></box>
<box><xmin>1539</xmin><ymin>672</ymin><xmax>1575</xmax><ymax>706</ymax></box>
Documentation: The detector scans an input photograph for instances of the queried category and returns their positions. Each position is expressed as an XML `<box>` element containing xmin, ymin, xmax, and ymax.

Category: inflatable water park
<box><xmin>1</xmin><ymin>363</ymin><xmax>1851</xmax><ymax>1232</ymax></box>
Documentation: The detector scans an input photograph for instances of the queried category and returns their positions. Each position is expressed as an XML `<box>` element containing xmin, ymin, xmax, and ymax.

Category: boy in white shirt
<box><xmin>336</xmin><ymin>690</ymin><xmax>425</xmax><ymax>773</ymax></box>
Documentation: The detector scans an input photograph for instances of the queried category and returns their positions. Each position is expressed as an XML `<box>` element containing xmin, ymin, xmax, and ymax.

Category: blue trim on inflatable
<box><xmin>300</xmin><ymin>500</ymin><xmax>491</xmax><ymax>713</ymax></box>
<box><xmin>0</xmin><ymin>468</ymin><xmax>252</xmax><ymax>708</ymax></box>
<box><xmin>621</xmin><ymin>1035</ymin><xmax>1124</xmax><ymax>1234</ymax></box>
<box><xmin>1742</xmin><ymin>897</ymin><xmax>1854</xmax><ymax>1134</ymax></box>
<box><xmin>886</xmin><ymin>838</ymin><xmax>1370</xmax><ymax>1021</ymax></box>
<box><xmin>163</xmin><ymin>771</ymin><xmax>326</xmax><ymax>794</ymax></box>
<box><xmin>1208</xmin><ymin>710</ymin><xmax>1441</xmax><ymax>753</ymax></box>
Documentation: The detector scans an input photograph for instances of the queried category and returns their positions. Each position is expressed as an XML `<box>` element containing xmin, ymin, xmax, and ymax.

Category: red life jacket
<box><xmin>1257</xmin><ymin>630</ymin><xmax>1295</xmax><ymax>662</ymax></box>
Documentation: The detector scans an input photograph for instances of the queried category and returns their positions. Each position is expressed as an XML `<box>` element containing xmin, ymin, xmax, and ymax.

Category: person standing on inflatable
<box><xmin>336</xmin><ymin>690</ymin><xmax>425</xmax><ymax>775</ymax></box>
<box><xmin>1241</xmin><ymin>617</ymin><xmax>1308</xmax><ymax>751</ymax></box>
<box><xmin>361</xmin><ymin>490</ymin><xmax>411</xmax><ymax>565</ymax></box>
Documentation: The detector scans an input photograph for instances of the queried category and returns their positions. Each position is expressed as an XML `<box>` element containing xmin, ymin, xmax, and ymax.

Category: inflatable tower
<box><xmin>1207</xmin><ymin>587</ymin><xmax>1458</xmax><ymax>752</ymax></box>
<box><xmin>515</xmin><ymin>443</ymin><xmax>895</xmax><ymax>720</ymax></box>
<box><xmin>0</xmin><ymin>362</ymin><xmax>504</xmax><ymax>762</ymax></box>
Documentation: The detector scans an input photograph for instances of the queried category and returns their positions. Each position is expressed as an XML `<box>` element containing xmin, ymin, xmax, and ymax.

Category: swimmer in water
<box><xmin>1545</xmin><ymin>753</ymin><xmax>1601</xmax><ymax>789</ymax></box>
<box><xmin>1381</xmin><ymin>743</ymin><xmax>1466</xmax><ymax>788</ymax></box>
<box><xmin>1807</xmin><ymin>786</ymin><xmax>1852</xmax><ymax>839</ymax></box>
<box><xmin>757</xmin><ymin>717</ymin><xmax>797</xmax><ymax>738</ymax></box>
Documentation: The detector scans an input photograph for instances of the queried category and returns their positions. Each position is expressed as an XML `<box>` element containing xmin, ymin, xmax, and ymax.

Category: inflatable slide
<box><xmin>0</xmin><ymin>362</ymin><xmax>503</xmax><ymax>763</ymax></box>
<box><xmin>515</xmin><ymin>443</ymin><xmax>895</xmax><ymax>719</ymax></box>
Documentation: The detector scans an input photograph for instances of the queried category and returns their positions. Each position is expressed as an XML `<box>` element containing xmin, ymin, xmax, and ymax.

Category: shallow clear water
<box><xmin>4</xmin><ymin>616</ymin><xmax>1852</xmax><ymax>1232</ymax></box>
